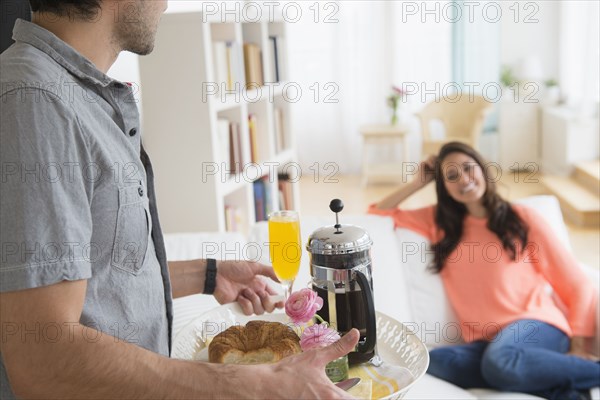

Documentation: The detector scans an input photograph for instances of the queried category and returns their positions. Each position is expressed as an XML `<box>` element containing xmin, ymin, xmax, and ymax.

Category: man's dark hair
<box><xmin>29</xmin><ymin>0</ymin><xmax>102</xmax><ymax>20</ymax></box>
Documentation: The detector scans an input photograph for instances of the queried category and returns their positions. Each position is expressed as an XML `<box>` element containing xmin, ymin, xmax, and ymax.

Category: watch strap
<box><xmin>203</xmin><ymin>258</ymin><xmax>217</xmax><ymax>295</ymax></box>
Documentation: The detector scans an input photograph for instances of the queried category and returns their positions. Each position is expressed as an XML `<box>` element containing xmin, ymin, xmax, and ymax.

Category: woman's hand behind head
<box><xmin>417</xmin><ymin>155</ymin><xmax>438</xmax><ymax>187</ymax></box>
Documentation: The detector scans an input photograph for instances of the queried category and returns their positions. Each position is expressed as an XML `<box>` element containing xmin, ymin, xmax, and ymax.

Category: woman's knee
<box><xmin>481</xmin><ymin>345</ymin><xmax>527</xmax><ymax>390</ymax></box>
<box><xmin>427</xmin><ymin>348</ymin><xmax>454</xmax><ymax>378</ymax></box>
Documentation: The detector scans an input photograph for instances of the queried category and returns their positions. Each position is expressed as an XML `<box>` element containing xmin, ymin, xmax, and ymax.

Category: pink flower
<box><xmin>300</xmin><ymin>324</ymin><xmax>341</xmax><ymax>351</ymax></box>
<box><xmin>285</xmin><ymin>288</ymin><xmax>323</xmax><ymax>324</ymax></box>
<box><xmin>392</xmin><ymin>85</ymin><xmax>406</xmax><ymax>96</ymax></box>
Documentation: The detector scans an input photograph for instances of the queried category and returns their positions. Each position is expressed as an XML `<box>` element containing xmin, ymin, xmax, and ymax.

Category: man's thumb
<box><xmin>322</xmin><ymin>328</ymin><xmax>360</xmax><ymax>364</ymax></box>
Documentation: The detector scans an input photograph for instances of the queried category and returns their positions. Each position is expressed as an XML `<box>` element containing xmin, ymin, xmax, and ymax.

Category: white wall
<box><xmin>107</xmin><ymin>51</ymin><xmax>142</xmax><ymax>109</ymax></box>
<box><xmin>105</xmin><ymin>1</ymin><xmax>216</xmax><ymax>117</ymax></box>
<box><xmin>500</xmin><ymin>1</ymin><xmax>559</xmax><ymax>82</ymax></box>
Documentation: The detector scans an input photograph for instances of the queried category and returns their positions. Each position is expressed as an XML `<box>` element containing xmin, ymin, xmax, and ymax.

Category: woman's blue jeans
<box><xmin>427</xmin><ymin>319</ymin><xmax>600</xmax><ymax>400</ymax></box>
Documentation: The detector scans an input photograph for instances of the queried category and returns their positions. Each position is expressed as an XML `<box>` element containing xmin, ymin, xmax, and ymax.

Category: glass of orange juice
<box><xmin>268</xmin><ymin>210</ymin><xmax>301</xmax><ymax>300</ymax></box>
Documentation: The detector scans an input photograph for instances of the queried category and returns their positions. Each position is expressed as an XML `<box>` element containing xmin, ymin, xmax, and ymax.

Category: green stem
<box><xmin>314</xmin><ymin>314</ymin><xmax>326</xmax><ymax>325</ymax></box>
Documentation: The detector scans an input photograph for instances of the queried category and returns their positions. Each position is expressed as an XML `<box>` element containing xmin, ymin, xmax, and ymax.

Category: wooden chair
<box><xmin>416</xmin><ymin>95</ymin><xmax>493</xmax><ymax>157</ymax></box>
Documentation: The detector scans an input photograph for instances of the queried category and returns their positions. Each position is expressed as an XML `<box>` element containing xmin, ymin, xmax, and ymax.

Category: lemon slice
<box><xmin>347</xmin><ymin>379</ymin><xmax>372</xmax><ymax>399</ymax></box>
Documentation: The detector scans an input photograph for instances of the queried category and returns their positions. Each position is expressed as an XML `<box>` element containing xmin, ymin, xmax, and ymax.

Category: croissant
<box><xmin>208</xmin><ymin>321</ymin><xmax>301</xmax><ymax>364</ymax></box>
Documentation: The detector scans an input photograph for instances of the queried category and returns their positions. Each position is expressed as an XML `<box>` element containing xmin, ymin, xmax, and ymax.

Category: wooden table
<box><xmin>360</xmin><ymin>124</ymin><xmax>411</xmax><ymax>185</ymax></box>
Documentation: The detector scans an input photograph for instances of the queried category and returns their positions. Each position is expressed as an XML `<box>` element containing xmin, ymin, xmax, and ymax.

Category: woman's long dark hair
<box><xmin>430</xmin><ymin>142</ymin><xmax>529</xmax><ymax>273</ymax></box>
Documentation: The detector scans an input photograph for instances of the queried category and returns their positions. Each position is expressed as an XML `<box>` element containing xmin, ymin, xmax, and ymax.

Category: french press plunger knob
<box><xmin>329</xmin><ymin>199</ymin><xmax>344</xmax><ymax>233</ymax></box>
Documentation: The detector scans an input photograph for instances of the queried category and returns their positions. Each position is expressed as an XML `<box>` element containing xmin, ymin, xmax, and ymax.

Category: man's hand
<box><xmin>260</xmin><ymin>328</ymin><xmax>361</xmax><ymax>399</ymax></box>
<box><xmin>215</xmin><ymin>261</ymin><xmax>284</xmax><ymax>315</ymax></box>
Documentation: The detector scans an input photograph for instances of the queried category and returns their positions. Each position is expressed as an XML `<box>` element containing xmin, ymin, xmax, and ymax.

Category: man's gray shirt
<box><xmin>0</xmin><ymin>20</ymin><xmax>173</xmax><ymax>398</ymax></box>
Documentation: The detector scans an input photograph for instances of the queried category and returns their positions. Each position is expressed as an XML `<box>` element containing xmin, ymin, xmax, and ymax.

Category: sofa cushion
<box><xmin>396</xmin><ymin>228</ymin><xmax>462</xmax><ymax>349</ymax></box>
<box><xmin>405</xmin><ymin>374</ymin><xmax>477</xmax><ymax>399</ymax></box>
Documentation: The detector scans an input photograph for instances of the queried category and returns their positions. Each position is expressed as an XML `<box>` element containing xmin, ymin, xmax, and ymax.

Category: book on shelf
<box><xmin>243</xmin><ymin>43</ymin><xmax>264</xmax><ymax>89</ymax></box>
<box><xmin>263</xmin><ymin>177</ymin><xmax>273</xmax><ymax>218</ymax></box>
<box><xmin>273</xmin><ymin>108</ymin><xmax>286</xmax><ymax>153</ymax></box>
<box><xmin>213</xmin><ymin>42</ymin><xmax>228</xmax><ymax>90</ymax></box>
<box><xmin>213</xmin><ymin>41</ymin><xmax>243</xmax><ymax>92</ymax></box>
<box><xmin>277</xmin><ymin>173</ymin><xmax>294</xmax><ymax>210</ymax></box>
<box><xmin>253</xmin><ymin>176</ymin><xmax>275</xmax><ymax>222</ymax></box>
<box><xmin>248</xmin><ymin>114</ymin><xmax>259</xmax><ymax>163</ymax></box>
<box><xmin>268</xmin><ymin>36</ymin><xmax>285</xmax><ymax>83</ymax></box>
<box><xmin>228</xmin><ymin>122</ymin><xmax>243</xmax><ymax>174</ymax></box>
<box><xmin>253</xmin><ymin>179</ymin><xmax>266</xmax><ymax>222</ymax></box>
<box><xmin>218</xmin><ymin>120</ymin><xmax>245</xmax><ymax>175</ymax></box>
<box><xmin>224</xmin><ymin>205</ymin><xmax>243</xmax><ymax>232</ymax></box>
<box><xmin>217</xmin><ymin>118</ymin><xmax>231</xmax><ymax>171</ymax></box>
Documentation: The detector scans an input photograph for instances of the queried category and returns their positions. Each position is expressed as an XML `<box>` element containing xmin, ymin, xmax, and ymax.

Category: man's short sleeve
<box><xmin>1</xmin><ymin>88</ymin><xmax>93</xmax><ymax>292</ymax></box>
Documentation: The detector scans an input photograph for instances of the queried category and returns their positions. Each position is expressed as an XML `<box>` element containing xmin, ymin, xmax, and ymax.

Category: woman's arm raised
<box><xmin>374</xmin><ymin>155</ymin><xmax>437</xmax><ymax>210</ymax></box>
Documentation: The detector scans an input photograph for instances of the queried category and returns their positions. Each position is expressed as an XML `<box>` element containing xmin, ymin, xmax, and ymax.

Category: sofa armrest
<box><xmin>163</xmin><ymin>232</ymin><xmax>247</xmax><ymax>262</ymax></box>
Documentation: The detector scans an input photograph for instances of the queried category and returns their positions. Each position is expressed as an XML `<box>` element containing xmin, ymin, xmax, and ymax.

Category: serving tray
<box><xmin>172</xmin><ymin>303</ymin><xmax>429</xmax><ymax>399</ymax></box>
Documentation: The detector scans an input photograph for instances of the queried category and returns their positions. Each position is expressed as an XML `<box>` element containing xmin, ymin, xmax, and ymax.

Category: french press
<box><xmin>306</xmin><ymin>199</ymin><xmax>377</xmax><ymax>364</ymax></box>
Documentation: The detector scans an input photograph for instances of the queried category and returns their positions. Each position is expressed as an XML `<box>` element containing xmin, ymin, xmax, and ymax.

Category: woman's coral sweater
<box><xmin>368</xmin><ymin>203</ymin><xmax>597</xmax><ymax>342</ymax></box>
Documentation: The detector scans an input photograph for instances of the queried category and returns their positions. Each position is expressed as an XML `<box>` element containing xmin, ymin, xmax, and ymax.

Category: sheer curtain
<box><xmin>451</xmin><ymin>0</ymin><xmax>500</xmax><ymax>132</ymax></box>
<box><xmin>291</xmin><ymin>1</ymin><xmax>454</xmax><ymax>173</ymax></box>
<box><xmin>390</xmin><ymin>1</ymin><xmax>453</xmax><ymax>160</ymax></box>
<box><xmin>288</xmin><ymin>1</ymin><xmax>391</xmax><ymax>174</ymax></box>
<box><xmin>559</xmin><ymin>0</ymin><xmax>600</xmax><ymax>116</ymax></box>
<box><xmin>390</xmin><ymin>1</ymin><xmax>453</xmax><ymax>107</ymax></box>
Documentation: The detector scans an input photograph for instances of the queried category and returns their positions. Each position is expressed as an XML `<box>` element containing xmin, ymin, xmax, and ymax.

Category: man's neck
<box><xmin>32</xmin><ymin>12</ymin><xmax>120</xmax><ymax>73</ymax></box>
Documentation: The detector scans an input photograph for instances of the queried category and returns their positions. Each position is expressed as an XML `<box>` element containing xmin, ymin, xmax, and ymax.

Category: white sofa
<box><xmin>167</xmin><ymin>195</ymin><xmax>599</xmax><ymax>399</ymax></box>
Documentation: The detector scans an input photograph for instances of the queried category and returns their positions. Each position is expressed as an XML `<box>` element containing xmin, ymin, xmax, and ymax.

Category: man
<box><xmin>0</xmin><ymin>1</ymin><xmax>359</xmax><ymax>398</ymax></box>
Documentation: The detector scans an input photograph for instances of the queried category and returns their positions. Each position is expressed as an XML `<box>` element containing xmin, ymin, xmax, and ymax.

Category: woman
<box><xmin>369</xmin><ymin>142</ymin><xmax>599</xmax><ymax>400</ymax></box>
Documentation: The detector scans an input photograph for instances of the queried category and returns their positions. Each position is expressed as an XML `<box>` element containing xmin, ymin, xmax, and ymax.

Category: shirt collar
<box><xmin>12</xmin><ymin>18</ymin><xmax>119</xmax><ymax>88</ymax></box>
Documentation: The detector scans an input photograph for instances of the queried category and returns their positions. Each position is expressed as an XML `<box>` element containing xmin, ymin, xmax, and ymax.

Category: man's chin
<box><xmin>127</xmin><ymin>44</ymin><xmax>155</xmax><ymax>56</ymax></box>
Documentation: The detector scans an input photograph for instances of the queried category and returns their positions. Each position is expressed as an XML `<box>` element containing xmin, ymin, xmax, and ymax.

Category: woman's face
<box><xmin>440</xmin><ymin>152</ymin><xmax>487</xmax><ymax>205</ymax></box>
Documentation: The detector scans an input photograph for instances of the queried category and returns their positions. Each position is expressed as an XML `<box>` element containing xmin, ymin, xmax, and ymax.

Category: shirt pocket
<box><xmin>111</xmin><ymin>184</ymin><xmax>151</xmax><ymax>275</ymax></box>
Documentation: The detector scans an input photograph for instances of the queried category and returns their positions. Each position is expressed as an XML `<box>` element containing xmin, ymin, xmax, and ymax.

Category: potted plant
<box><xmin>499</xmin><ymin>65</ymin><xmax>519</xmax><ymax>101</ymax></box>
<box><xmin>500</xmin><ymin>65</ymin><xmax>518</xmax><ymax>87</ymax></box>
<box><xmin>387</xmin><ymin>85</ymin><xmax>407</xmax><ymax>126</ymax></box>
<box><xmin>544</xmin><ymin>78</ymin><xmax>560</xmax><ymax>105</ymax></box>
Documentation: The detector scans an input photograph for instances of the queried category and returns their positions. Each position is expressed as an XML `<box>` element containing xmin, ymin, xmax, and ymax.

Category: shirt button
<box><xmin>129</xmin><ymin>128</ymin><xmax>137</xmax><ymax>137</ymax></box>
<box><xmin>138</xmin><ymin>187</ymin><xmax>144</xmax><ymax>197</ymax></box>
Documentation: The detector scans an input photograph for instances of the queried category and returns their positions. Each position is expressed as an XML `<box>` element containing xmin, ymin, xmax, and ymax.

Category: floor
<box><xmin>299</xmin><ymin>173</ymin><xmax>600</xmax><ymax>270</ymax></box>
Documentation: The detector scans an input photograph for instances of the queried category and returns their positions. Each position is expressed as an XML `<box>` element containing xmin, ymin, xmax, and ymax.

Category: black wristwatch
<box><xmin>203</xmin><ymin>258</ymin><xmax>217</xmax><ymax>295</ymax></box>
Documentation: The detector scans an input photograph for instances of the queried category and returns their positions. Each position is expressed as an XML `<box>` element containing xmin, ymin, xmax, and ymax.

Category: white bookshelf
<box><xmin>139</xmin><ymin>10</ymin><xmax>299</xmax><ymax>234</ymax></box>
